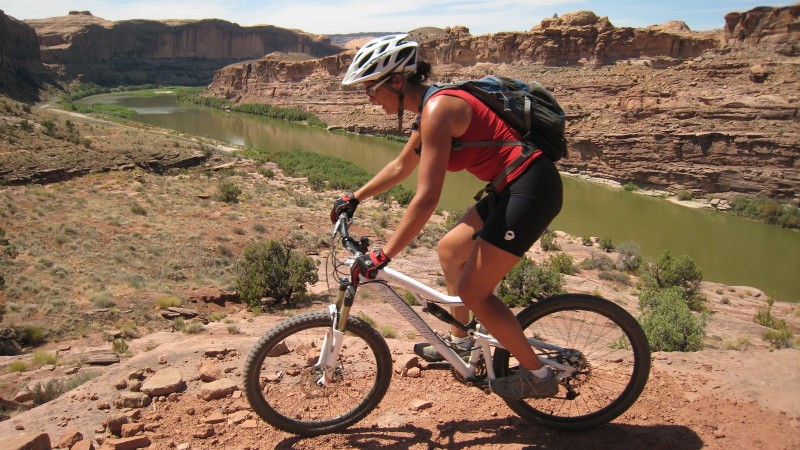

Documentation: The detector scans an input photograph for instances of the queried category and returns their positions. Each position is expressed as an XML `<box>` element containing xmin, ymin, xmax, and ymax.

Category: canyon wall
<box><xmin>0</xmin><ymin>10</ymin><xmax>51</xmax><ymax>101</ymax></box>
<box><xmin>24</xmin><ymin>11</ymin><xmax>344</xmax><ymax>85</ymax></box>
<box><xmin>206</xmin><ymin>6</ymin><xmax>799</xmax><ymax>202</ymax></box>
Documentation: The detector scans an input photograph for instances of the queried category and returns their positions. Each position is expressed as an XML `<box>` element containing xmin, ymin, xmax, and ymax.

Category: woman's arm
<box><xmin>381</xmin><ymin>96</ymin><xmax>471</xmax><ymax>258</ymax></box>
<box><xmin>353</xmin><ymin>130</ymin><xmax>421</xmax><ymax>201</ymax></box>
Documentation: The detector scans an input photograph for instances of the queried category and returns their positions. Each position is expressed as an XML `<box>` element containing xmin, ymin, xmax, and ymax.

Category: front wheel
<box><xmin>493</xmin><ymin>294</ymin><xmax>651</xmax><ymax>431</ymax></box>
<box><xmin>244</xmin><ymin>311</ymin><xmax>392</xmax><ymax>435</ymax></box>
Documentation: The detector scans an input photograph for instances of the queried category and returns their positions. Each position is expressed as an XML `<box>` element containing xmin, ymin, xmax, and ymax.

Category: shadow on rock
<box><xmin>273</xmin><ymin>418</ymin><xmax>703</xmax><ymax>449</ymax></box>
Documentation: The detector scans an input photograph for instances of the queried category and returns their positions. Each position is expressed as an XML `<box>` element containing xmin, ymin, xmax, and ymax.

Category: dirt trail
<box><xmin>1</xmin><ymin>303</ymin><xmax>798</xmax><ymax>449</ymax></box>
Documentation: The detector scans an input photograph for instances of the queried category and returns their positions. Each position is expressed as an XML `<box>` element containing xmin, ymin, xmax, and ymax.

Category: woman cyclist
<box><xmin>331</xmin><ymin>34</ymin><xmax>563</xmax><ymax>400</ymax></box>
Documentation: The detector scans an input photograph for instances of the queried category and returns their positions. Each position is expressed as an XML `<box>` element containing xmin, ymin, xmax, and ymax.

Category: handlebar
<box><xmin>333</xmin><ymin>213</ymin><xmax>370</xmax><ymax>257</ymax></box>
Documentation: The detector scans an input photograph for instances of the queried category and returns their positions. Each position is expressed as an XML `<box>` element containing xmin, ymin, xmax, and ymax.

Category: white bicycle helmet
<box><xmin>342</xmin><ymin>34</ymin><xmax>418</xmax><ymax>85</ymax></box>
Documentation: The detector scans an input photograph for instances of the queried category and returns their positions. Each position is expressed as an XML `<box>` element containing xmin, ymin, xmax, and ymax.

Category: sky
<box><xmin>1</xmin><ymin>1</ymin><xmax>792</xmax><ymax>35</ymax></box>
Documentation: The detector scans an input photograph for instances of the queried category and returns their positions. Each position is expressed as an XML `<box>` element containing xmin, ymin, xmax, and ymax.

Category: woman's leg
<box><xmin>436</xmin><ymin>207</ymin><xmax>484</xmax><ymax>337</ymax></box>
<box><xmin>457</xmin><ymin>239</ymin><xmax>543</xmax><ymax>370</ymax></box>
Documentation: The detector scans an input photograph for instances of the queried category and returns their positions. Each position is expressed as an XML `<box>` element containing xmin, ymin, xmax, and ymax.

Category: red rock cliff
<box><xmin>0</xmin><ymin>10</ymin><xmax>52</xmax><ymax>101</ymax></box>
<box><xmin>207</xmin><ymin>7</ymin><xmax>799</xmax><ymax>203</ymax></box>
<box><xmin>25</xmin><ymin>12</ymin><xmax>344</xmax><ymax>85</ymax></box>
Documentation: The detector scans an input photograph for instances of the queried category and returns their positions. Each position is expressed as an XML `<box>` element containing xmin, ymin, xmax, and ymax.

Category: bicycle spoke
<box><xmin>496</xmin><ymin>295</ymin><xmax>650</xmax><ymax>430</ymax></box>
<box><xmin>245</xmin><ymin>312</ymin><xmax>392</xmax><ymax>435</ymax></box>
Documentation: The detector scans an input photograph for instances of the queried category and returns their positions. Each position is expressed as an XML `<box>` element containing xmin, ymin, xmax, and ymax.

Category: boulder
<box><xmin>56</xmin><ymin>428</ymin><xmax>83</xmax><ymax>448</ymax></box>
<box><xmin>199</xmin><ymin>378</ymin><xmax>239</xmax><ymax>400</ymax></box>
<box><xmin>0</xmin><ymin>432</ymin><xmax>51</xmax><ymax>450</ymax></box>
<box><xmin>141</xmin><ymin>367</ymin><xmax>184</xmax><ymax>397</ymax></box>
<box><xmin>114</xmin><ymin>392</ymin><xmax>151</xmax><ymax>409</ymax></box>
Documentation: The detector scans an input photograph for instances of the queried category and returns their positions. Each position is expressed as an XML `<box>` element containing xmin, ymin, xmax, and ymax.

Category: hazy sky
<box><xmin>2</xmin><ymin>1</ymin><xmax>789</xmax><ymax>35</ymax></box>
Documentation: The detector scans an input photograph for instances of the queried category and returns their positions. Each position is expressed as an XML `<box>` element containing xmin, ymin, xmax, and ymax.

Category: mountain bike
<box><xmin>243</xmin><ymin>215</ymin><xmax>651</xmax><ymax>436</ymax></box>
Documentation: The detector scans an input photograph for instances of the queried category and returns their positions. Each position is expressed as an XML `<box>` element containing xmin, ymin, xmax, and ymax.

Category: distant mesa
<box><xmin>68</xmin><ymin>10</ymin><xmax>93</xmax><ymax>16</ymax></box>
<box><xmin>651</xmin><ymin>21</ymin><xmax>692</xmax><ymax>32</ymax></box>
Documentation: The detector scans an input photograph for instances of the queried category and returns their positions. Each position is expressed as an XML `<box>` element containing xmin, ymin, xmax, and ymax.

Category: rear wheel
<box><xmin>493</xmin><ymin>294</ymin><xmax>650</xmax><ymax>431</ymax></box>
<box><xmin>244</xmin><ymin>311</ymin><xmax>392</xmax><ymax>435</ymax></box>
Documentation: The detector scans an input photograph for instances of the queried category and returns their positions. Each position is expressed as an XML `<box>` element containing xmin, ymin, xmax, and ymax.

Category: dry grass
<box><xmin>0</xmin><ymin>98</ymin><xmax>349</xmax><ymax>344</ymax></box>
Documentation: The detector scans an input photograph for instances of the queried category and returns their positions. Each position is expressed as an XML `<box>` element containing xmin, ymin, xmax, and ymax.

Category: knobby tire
<box><xmin>244</xmin><ymin>311</ymin><xmax>392</xmax><ymax>435</ymax></box>
<box><xmin>493</xmin><ymin>294</ymin><xmax>651</xmax><ymax>431</ymax></box>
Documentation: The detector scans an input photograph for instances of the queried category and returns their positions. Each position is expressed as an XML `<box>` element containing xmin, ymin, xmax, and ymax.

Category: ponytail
<box><xmin>407</xmin><ymin>61</ymin><xmax>432</xmax><ymax>85</ymax></box>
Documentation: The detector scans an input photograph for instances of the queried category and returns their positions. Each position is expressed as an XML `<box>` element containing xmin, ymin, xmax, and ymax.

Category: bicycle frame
<box><xmin>315</xmin><ymin>216</ymin><xmax>577</xmax><ymax>388</ymax></box>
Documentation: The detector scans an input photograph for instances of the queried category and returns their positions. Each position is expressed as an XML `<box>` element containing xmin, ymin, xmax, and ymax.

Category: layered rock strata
<box><xmin>0</xmin><ymin>10</ymin><xmax>52</xmax><ymax>101</ymax></box>
<box><xmin>207</xmin><ymin>6</ymin><xmax>799</xmax><ymax>202</ymax></box>
<box><xmin>25</xmin><ymin>11</ymin><xmax>344</xmax><ymax>85</ymax></box>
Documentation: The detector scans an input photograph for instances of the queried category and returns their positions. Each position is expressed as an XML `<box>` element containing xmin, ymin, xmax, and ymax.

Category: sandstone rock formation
<box><xmin>0</xmin><ymin>10</ymin><xmax>52</xmax><ymax>102</ymax></box>
<box><xmin>724</xmin><ymin>3</ymin><xmax>800</xmax><ymax>45</ymax></box>
<box><xmin>418</xmin><ymin>10</ymin><xmax>718</xmax><ymax>66</ymax></box>
<box><xmin>206</xmin><ymin>6</ymin><xmax>799</xmax><ymax>203</ymax></box>
<box><xmin>24</xmin><ymin>11</ymin><xmax>345</xmax><ymax>86</ymax></box>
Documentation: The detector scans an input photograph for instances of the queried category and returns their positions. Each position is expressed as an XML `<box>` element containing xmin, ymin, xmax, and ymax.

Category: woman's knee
<box><xmin>437</xmin><ymin>234</ymin><xmax>456</xmax><ymax>264</ymax></box>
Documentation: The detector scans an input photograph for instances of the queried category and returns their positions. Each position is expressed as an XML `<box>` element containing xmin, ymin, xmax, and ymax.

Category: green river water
<box><xmin>81</xmin><ymin>93</ymin><xmax>800</xmax><ymax>302</ymax></box>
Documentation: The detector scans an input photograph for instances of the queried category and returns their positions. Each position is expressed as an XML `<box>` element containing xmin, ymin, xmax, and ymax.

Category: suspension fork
<box><xmin>315</xmin><ymin>279</ymin><xmax>356</xmax><ymax>386</ymax></box>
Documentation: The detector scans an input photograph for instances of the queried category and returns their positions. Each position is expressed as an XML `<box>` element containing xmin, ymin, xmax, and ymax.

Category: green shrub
<box><xmin>17</xmin><ymin>326</ymin><xmax>47</xmax><ymax>346</ymax></box>
<box><xmin>677</xmin><ymin>190</ymin><xmax>693</xmax><ymax>201</ymax></box>
<box><xmin>156</xmin><ymin>297</ymin><xmax>182</xmax><ymax>309</ymax></box>
<box><xmin>753</xmin><ymin>296</ymin><xmax>785</xmax><ymax>329</ymax></box>
<box><xmin>580</xmin><ymin>252</ymin><xmax>614</xmax><ymax>271</ymax></box>
<box><xmin>548</xmin><ymin>252</ymin><xmax>575</xmax><ymax>275</ymax></box>
<box><xmin>378</xmin><ymin>324</ymin><xmax>397</xmax><ymax>338</ymax></box>
<box><xmin>217</xmin><ymin>180</ymin><xmax>242</xmax><ymax>203</ymax></box>
<box><xmin>599</xmin><ymin>270</ymin><xmax>631</xmax><ymax>285</ymax></box>
<box><xmin>227</xmin><ymin>324</ymin><xmax>241</xmax><ymax>334</ymax></box>
<box><xmin>208</xmin><ymin>312</ymin><xmax>227</xmax><ymax>322</ymax></box>
<box><xmin>640</xmin><ymin>251</ymin><xmax>704</xmax><ymax>311</ymax></box>
<box><xmin>763</xmin><ymin>327</ymin><xmax>793</xmax><ymax>349</ymax></box>
<box><xmin>30</xmin><ymin>379</ymin><xmax>64</xmax><ymax>405</ymax></box>
<box><xmin>616</xmin><ymin>241</ymin><xmax>642</xmax><ymax>273</ymax></box>
<box><xmin>170</xmin><ymin>317</ymin><xmax>186</xmax><ymax>331</ymax></box>
<box><xmin>730</xmin><ymin>196</ymin><xmax>795</xmax><ymax>226</ymax></box>
<box><xmin>7</xmin><ymin>361</ymin><xmax>27</xmax><ymax>373</ymax></box>
<box><xmin>130</xmin><ymin>203</ymin><xmax>147</xmax><ymax>216</ymax></box>
<box><xmin>599</xmin><ymin>237</ymin><xmax>614</xmax><ymax>252</ymax></box>
<box><xmin>28</xmin><ymin>371</ymin><xmax>99</xmax><ymax>405</ymax></box>
<box><xmin>623</xmin><ymin>182</ymin><xmax>639</xmax><ymax>191</ymax></box>
<box><xmin>31</xmin><ymin>350</ymin><xmax>57</xmax><ymax>367</ymax></box>
<box><xmin>307</xmin><ymin>175</ymin><xmax>326</xmax><ymax>191</ymax></box>
<box><xmin>581</xmin><ymin>236</ymin><xmax>593</xmax><ymax>246</ymax></box>
<box><xmin>91</xmin><ymin>292</ymin><xmax>116</xmax><ymax>308</ymax></box>
<box><xmin>111</xmin><ymin>338</ymin><xmax>129</xmax><ymax>355</ymax></box>
<box><xmin>639</xmin><ymin>288</ymin><xmax>706</xmax><ymax>352</ymax></box>
<box><xmin>402</xmin><ymin>291</ymin><xmax>420</xmax><ymax>306</ymax></box>
<box><xmin>539</xmin><ymin>229</ymin><xmax>561</xmax><ymax>251</ymax></box>
<box><xmin>184</xmin><ymin>322</ymin><xmax>204</xmax><ymax>334</ymax></box>
<box><xmin>236</xmin><ymin>240</ymin><xmax>319</xmax><ymax>309</ymax></box>
<box><xmin>721</xmin><ymin>337</ymin><xmax>750</xmax><ymax>351</ymax></box>
<box><xmin>498</xmin><ymin>257</ymin><xmax>565</xmax><ymax>307</ymax></box>
<box><xmin>753</xmin><ymin>297</ymin><xmax>793</xmax><ymax>348</ymax></box>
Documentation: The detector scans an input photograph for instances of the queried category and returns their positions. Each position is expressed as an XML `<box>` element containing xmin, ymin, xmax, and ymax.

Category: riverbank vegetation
<box><xmin>728</xmin><ymin>196</ymin><xmax>800</xmax><ymax>230</ymax></box>
<box><xmin>174</xmin><ymin>87</ymin><xmax>327</xmax><ymax>128</ymax></box>
<box><xmin>240</xmin><ymin>147</ymin><xmax>414</xmax><ymax>205</ymax></box>
<box><xmin>51</xmin><ymin>87</ymin><xmax>799</xmax><ymax>231</ymax></box>
<box><xmin>56</xmin><ymin>83</ymin><xmax>161</xmax><ymax>119</ymax></box>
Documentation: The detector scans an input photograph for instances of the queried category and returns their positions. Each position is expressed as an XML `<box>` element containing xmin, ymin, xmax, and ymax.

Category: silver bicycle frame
<box><xmin>315</xmin><ymin>217</ymin><xmax>576</xmax><ymax>387</ymax></box>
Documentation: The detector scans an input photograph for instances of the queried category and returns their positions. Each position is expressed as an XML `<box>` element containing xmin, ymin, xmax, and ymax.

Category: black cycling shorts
<box><xmin>474</xmin><ymin>155</ymin><xmax>563</xmax><ymax>257</ymax></box>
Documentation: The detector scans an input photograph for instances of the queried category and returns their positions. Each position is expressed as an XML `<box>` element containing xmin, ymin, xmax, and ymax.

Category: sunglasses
<box><xmin>365</xmin><ymin>76</ymin><xmax>392</xmax><ymax>97</ymax></box>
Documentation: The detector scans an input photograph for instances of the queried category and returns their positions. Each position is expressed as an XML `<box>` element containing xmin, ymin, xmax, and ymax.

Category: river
<box><xmin>80</xmin><ymin>92</ymin><xmax>800</xmax><ymax>302</ymax></box>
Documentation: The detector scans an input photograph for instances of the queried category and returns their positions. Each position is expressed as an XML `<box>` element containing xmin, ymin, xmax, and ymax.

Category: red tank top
<box><xmin>427</xmin><ymin>89</ymin><xmax>541</xmax><ymax>191</ymax></box>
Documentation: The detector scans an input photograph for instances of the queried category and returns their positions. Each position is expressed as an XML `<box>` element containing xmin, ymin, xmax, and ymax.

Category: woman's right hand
<box><xmin>330</xmin><ymin>192</ymin><xmax>359</xmax><ymax>223</ymax></box>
